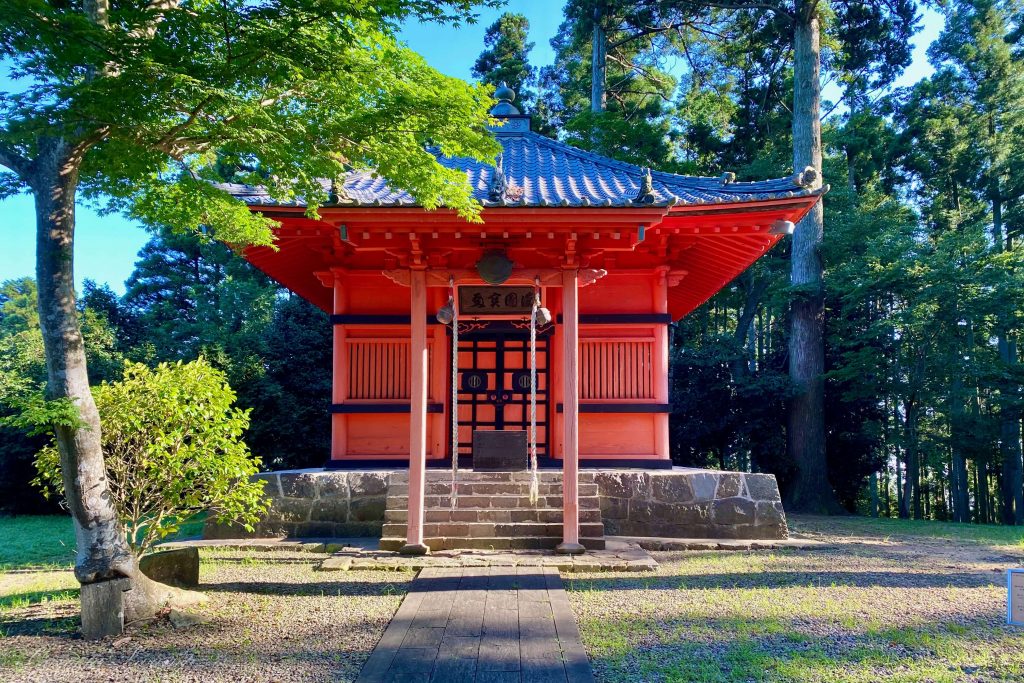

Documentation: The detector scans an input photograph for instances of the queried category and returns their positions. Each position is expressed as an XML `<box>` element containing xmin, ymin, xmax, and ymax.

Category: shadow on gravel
<box><xmin>582</xmin><ymin>613</ymin><xmax>1015</xmax><ymax>683</ymax></box>
<box><xmin>0</xmin><ymin>610</ymin><xmax>79</xmax><ymax>637</ymax></box>
<box><xmin>200</xmin><ymin>579</ymin><xmax>412</xmax><ymax>597</ymax></box>
<box><xmin>564</xmin><ymin>568</ymin><xmax>1002</xmax><ymax>591</ymax></box>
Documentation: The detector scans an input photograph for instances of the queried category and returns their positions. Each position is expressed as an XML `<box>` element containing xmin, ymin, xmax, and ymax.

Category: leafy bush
<box><xmin>35</xmin><ymin>359</ymin><xmax>268</xmax><ymax>556</ymax></box>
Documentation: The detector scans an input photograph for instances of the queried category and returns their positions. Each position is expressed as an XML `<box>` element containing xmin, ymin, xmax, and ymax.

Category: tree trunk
<box><xmin>895</xmin><ymin>438</ymin><xmax>904</xmax><ymax>515</ymax></box>
<box><xmin>884</xmin><ymin>457</ymin><xmax>892</xmax><ymax>517</ymax></box>
<box><xmin>29</xmin><ymin>140</ymin><xmax>199</xmax><ymax>633</ymax></box>
<box><xmin>1000</xmin><ymin>338</ymin><xmax>1023</xmax><ymax>524</ymax></box>
<box><xmin>869</xmin><ymin>470</ymin><xmax>879</xmax><ymax>517</ymax></box>
<box><xmin>974</xmin><ymin>461</ymin><xmax>985</xmax><ymax>523</ymax></box>
<box><xmin>900</xmin><ymin>398</ymin><xmax>918</xmax><ymax>519</ymax></box>
<box><xmin>591</xmin><ymin>4</ymin><xmax>606</xmax><ymax>113</ymax></box>
<box><xmin>784</xmin><ymin>8</ymin><xmax>838</xmax><ymax>513</ymax></box>
<box><xmin>950</xmin><ymin>372</ymin><xmax>970</xmax><ymax>523</ymax></box>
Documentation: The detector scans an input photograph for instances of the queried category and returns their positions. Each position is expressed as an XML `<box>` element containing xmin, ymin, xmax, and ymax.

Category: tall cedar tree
<box><xmin>892</xmin><ymin>0</ymin><xmax>1024</xmax><ymax>522</ymax></box>
<box><xmin>541</xmin><ymin>0</ymin><xmax>703</xmax><ymax>167</ymax></box>
<box><xmin>670</xmin><ymin>0</ymin><xmax>916</xmax><ymax>512</ymax></box>
<box><xmin>0</xmin><ymin>0</ymin><xmax>499</xmax><ymax>631</ymax></box>
<box><xmin>472</xmin><ymin>13</ymin><xmax>537</xmax><ymax>111</ymax></box>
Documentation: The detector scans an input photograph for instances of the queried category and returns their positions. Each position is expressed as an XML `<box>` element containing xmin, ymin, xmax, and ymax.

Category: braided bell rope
<box><xmin>449</xmin><ymin>278</ymin><xmax>459</xmax><ymax>510</ymax></box>
<box><xmin>529</xmin><ymin>279</ymin><xmax>540</xmax><ymax>505</ymax></box>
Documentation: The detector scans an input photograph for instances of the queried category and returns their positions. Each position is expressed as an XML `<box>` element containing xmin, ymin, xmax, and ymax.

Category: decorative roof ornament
<box><xmin>488</xmin><ymin>154</ymin><xmax>509</xmax><ymax>201</ymax></box>
<box><xmin>790</xmin><ymin>166</ymin><xmax>819</xmax><ymax>188</ymax></box>
<box><xmin>490</xmin><ymin>82</ymin><xmax>521</xmax><ymax>116</ymax></box>
<box><xmin>769</xmin><ymin>219</ymin><xmax>796</xmax><ymax>235</ymax></box>
<box><xmin>328</xmin><ymin>177</ymin><xmax>349</xmax><ymax>204</ymax></box>
<box><xmin>634</xmin><ymin>167</ymin><xmax>656</xmax><ymax>204</ymax></box>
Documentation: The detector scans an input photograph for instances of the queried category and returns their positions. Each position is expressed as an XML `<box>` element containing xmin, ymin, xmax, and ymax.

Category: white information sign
<box><xmin>1008</xmin><ymin>569</ymin><xmax>1024</xmax><ymax>626</ymax></box>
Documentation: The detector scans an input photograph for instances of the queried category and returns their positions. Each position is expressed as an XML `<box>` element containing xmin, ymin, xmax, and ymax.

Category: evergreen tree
<box><xmin>473</xmin><ymin>13</ymin><xmax>537</xmax><ymax>110</ymax></box>
<box><xmin>890</xmin><ymin>0</ymin><xmax>1024</xmax><ymax>523</ymax></box>
<box><xmin>243</xmin><ymin>296</ymin><xmax>332</xmax><ymax>470</ymax></box>
<box><xmin>123</xmin><ymin>229</ymin><xmax>279</xmax><ymax>389</ymax></box>
<box><xmin>540</xmin><ymin>0</ymin><xmax>693</xmax><ymax>166</ymax></box>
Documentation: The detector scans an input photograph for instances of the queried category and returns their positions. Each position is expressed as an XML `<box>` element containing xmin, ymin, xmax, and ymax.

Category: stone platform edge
<box><xmin>204</xmin><ymin>468</ymin><xmax>788</xmax><ymax>541</ymax></box>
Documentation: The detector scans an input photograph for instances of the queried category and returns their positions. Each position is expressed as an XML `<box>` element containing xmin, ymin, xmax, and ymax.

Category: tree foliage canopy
<box><xmin>34</xmin><ymin>359</ymin><xmax>268</xmax><ymax>556</ymax></box>
<box><xmin>0</xmin><ymin>0</ymin><xmax>502</xmax><ymax>233</ymax></box>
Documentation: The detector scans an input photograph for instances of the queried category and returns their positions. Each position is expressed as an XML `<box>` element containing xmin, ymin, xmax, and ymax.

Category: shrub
<box><xmin>35</xmin><ymin>359</ymin><xmax>268</xmax><ymax>556</ymax></box>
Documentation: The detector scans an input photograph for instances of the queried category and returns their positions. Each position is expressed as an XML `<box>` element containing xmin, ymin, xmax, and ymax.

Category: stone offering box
<box><xmin>204</xmin><ymin>467</ymin><xmax>788</xmax><ymax>542</ymax></box>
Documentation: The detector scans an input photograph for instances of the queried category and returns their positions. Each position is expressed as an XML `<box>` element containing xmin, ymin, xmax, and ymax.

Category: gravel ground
<box><xmin>567</xmin><ymin>515</ymin><xmax>1024</xmax><ymax>682</ymax></box>
<box><xmin>4</xmin><ymin>515</ymin><xmax>1024</xmax><ymax>682</ymax></box>
<box><xmin>1</xmin><ymin>558</ymin><xmax>413</xmax><ymax>682</ymax></box>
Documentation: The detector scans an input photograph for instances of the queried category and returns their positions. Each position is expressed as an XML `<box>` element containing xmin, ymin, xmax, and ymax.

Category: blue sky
<box><xmin>0</xmin><ymin>2</ymin><xmax>943</xmax><ymax>294</ymax></box>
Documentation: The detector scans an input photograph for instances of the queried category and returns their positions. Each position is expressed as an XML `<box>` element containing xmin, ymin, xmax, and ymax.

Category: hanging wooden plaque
<box><xmin>458</xmin><ymin>286</ymin><xmax>535</xmax><ymax>315</ymax></box>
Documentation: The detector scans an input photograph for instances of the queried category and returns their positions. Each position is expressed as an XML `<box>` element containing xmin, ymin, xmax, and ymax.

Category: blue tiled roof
<box><xmin>218</xmin><ymin>115</ymin><xmax>823</xmax><ymax>209</ymax></box>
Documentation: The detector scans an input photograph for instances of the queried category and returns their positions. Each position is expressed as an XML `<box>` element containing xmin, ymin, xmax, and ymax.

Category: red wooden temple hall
<box><xmin>220</xmin><ymin>85</ymin><xmax>825</xmax><ymax>554</ymax></box>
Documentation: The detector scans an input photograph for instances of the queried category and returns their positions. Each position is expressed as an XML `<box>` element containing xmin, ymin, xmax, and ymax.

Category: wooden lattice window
<box><xmin>580</xmin><ymin>338</ymin><xmax>655</xmax><ymax>400</ymax></box>
<box><xmin>347</xmin><ymin>338</ymin><xmax>412</xmax><ymax>400</ymax></box>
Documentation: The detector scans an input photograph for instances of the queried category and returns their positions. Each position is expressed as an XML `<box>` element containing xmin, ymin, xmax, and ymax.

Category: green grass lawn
<box><xmin>568</xmin><ymin>514</ymin><xmax>1024</xmax><ymax>682</ymax></box>
<box><xmin>0</xmin><ymin>516</ymin><xmax>77</xmax><ymax>571</ymax></box>
<box><xmin>790</xmin><ymin>513</ymin><xmax>1024</xmax><ymax>547</ymax></box>
<box><xmin>0</xmin><ymin>513</ymin><xmax>207</xmax><ymax>571</ymax></box>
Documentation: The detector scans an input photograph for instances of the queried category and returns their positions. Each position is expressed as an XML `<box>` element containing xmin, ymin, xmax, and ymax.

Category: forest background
<box><xmin>2</xmin><ymin>0</ymin><xmax>1022</xmax><ymax>526</ymax></box>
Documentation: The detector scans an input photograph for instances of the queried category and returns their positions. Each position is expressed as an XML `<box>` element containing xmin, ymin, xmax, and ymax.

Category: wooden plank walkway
<box><xmin>355</xmin><ymin>566</ymin><xmax>595</xmax><ymax>683</ymax></box>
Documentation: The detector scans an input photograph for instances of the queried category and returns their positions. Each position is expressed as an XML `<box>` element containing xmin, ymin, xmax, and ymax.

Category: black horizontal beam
<box><xmin>323</xmin><ymin>456</ymin><xmax>674</xmax><ymax>470</ymax></box>
<box><xmin>331</xmin><ymin>402</ymin><xmax>444</xmax><ymax>414</ymax></box>
<box><xmin>332</xmin><ymin>313</ymin><xmax>673</xmax><ymax>325</ymax></box>
<box><xmin>579</xmin><ymin>458</ymin><xmax>673</xmax><ymax>469</ymax></box>
<box><xmin>556</xmin><ymin>403</ymin><xmax>672</xmax><ymax>414</ymax></box>
<box><xmin>324</xmin><ymin>458</ymin><xmax>411</xmax><ymax>470</ymax></box>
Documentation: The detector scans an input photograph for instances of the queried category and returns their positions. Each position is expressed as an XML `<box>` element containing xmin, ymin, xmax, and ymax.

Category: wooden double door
<box><xmin>452</xmin><ymin>325</ymin><xmax>551</xmax><ymax>459</ymax></box>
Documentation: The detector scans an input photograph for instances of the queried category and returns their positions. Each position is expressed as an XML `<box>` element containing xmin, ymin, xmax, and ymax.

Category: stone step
<box><xmin>384</xmin><ymin>507</ymin><xmax>603</xmax><ymax>524</ymax></box>
<box><xmin>381</xmin><ymin>521</ymin><xmax>607</xmax><ymax>539</ymax></box>
<box><xmin>387</xmin><ymin>481</ymin><xmax>599</xmax><ymax>497</ymax></box>
<box><xmin>378</xmin><ymin>536</ymin><xmax>607</xmax><ymax>552</ymax></box>
<box><xmin>384</xmin><ymin>494</ymin><xmax>603</xmax><ymax>510</ymax></box>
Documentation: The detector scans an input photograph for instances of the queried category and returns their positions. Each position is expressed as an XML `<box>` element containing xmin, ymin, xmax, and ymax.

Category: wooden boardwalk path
<box><xmin>355</xmin><ymin>566</ymin><xmax>595</xmax><ymax>683</ymax></box>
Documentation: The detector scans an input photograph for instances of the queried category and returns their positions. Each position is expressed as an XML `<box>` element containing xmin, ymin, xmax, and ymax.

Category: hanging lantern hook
<box><xmin>528</xmin><ymin>277</ymin><xmax>541</xmax><ymax>504</ymax></box>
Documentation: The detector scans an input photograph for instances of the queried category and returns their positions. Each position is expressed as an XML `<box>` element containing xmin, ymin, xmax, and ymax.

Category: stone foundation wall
<box><xmin>586</xmin><ymin>470</ymin><xmax>788</xmax><ymax>540</ymax></box>
<box><xmin>204</xmin><ymin>469</ymin><xmax>389</xmax><ymax>539</ymax></box>
<box><xmin>204</xmin><ymin>467</ymin><xmax>788</xmax><ymax>541</ymax></box>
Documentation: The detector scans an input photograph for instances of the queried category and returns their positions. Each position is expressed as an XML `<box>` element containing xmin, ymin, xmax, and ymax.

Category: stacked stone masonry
<box><xmin>203</xmin><ymin>467</ymin><xmax>788</xmax><ymax>542</ymax></box>
<box><xmin>204</xmin><ymin>469</ymin><xmax>390</xmax><ymax>539</ymax></box>
<box><xmin>590</xmin><ymin>469</ymin><xmax>788</xmax><ymax>540</ymax></box>
<box><xmin>379</xmin><ymin>471</ymin><xmax>606</xmax><ymax>552</ymax></box>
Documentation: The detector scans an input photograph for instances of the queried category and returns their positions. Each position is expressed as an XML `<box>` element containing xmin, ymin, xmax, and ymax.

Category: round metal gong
<box><xmin>476</xmin><ymin>250</ymin><xmax>514</xmax><ymax>285</ymax></box>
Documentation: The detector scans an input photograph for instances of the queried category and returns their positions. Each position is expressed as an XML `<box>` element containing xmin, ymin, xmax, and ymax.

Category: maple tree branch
<box><xmin>0</xmin><ymin>143</ymin><xmax>30</xmax><ymax>176</ymax></box>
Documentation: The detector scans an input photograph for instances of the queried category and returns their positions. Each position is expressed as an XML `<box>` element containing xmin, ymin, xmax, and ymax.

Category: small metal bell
<box><xmin>436</xmin><ymin>297</ymin><xmax>455</xmax><ymax>325</ymax></box>
<box><xmin>536</xmin><ymin>306</ymin><xmax>552</xmax><ymax>326</ymax></box>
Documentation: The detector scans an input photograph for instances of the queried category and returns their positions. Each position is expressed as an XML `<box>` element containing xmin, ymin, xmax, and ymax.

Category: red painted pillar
<box><xmin>331</xmin><ymin>272</ymin><xmax>347</xmax><ymax>460</ymax></box>
<box><xmin>653</xmin><ymin>267</ymin><xmax>670</xmax><ymax>462</ymax></box>
<box><xmin>558</xmin><ymin>268</ymin><xmax>585</xmax><ymax>554</ymax></box>
<box><xmin>401</xmin><ymin>267</ymin><xmax>430</xmax><ymax>555</ymax></box>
